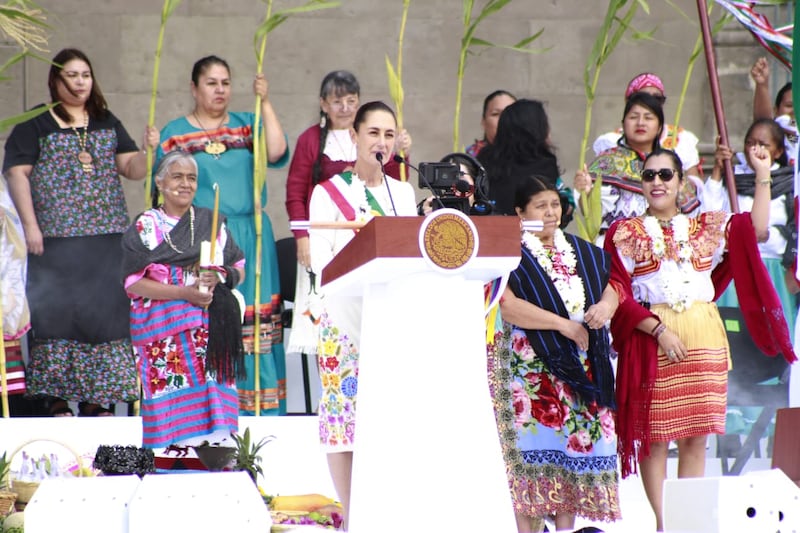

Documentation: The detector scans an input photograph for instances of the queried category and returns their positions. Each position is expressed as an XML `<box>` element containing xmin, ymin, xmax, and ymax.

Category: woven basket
<box><xmin>8</xmin><ymin>438</ymin><xmax>84</xmax><ymax>507</ymax></box>
<box><xmin>0</xmin><ymin>490</ymin><xmax>16</xmax><ymax>518</ymax></box>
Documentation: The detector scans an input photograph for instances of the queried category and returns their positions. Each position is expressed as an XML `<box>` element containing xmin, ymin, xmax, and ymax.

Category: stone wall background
<box><xmin>0</xmin><ymin>0</ymin><xmax>792</xmax><ymax>236</ymax></box>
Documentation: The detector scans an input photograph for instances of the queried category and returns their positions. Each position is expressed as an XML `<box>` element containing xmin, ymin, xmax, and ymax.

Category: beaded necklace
<box><xmin>160</xmin><ymin>206</ymin><xmax>195</xmax><ymax>254</ymax></box>
<box><xmin>71</xmin><ymin>111</ymin><xmax>93</xmax><ymax>173</ymax></box>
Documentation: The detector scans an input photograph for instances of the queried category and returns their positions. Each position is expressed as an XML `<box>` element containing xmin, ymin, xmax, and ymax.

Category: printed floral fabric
<box><xmin>26</xmin><ymin>337</ymin><xmax>137</xmax><ymax>403</ymax></box>
<box><xmin>488</xmin><ymin>325</ymin><xmax>620</xmax><ymax>522</ymax></box>
<box><xmin>316</xmin><ymin>312</ymin><xmax>359</xmax><ymax>451</ymax></box>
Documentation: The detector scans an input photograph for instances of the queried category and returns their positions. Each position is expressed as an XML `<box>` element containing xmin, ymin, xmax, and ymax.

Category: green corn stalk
<box><xmin>385</xmin><ymin>0</ymin><xmax>410</xmax><ymax>181</ymax></box>
<box><xmin>0</xmin><ymin>1</ymin><xmax>53</xmax><ymax>132</ymax></box>
<box><xmin>453</xmin><ymin>0</ymin><xmax>547</xmax><ymax>152</ymax></box>
<box><xmin>251</xmin><ymin>0</ymin><xmax>339</xmax><ymax>415</ymax></box>
<box><xmin>576</xmin><ymin>0</ymin><xmax>653</xmax><ymax>243</ymax></box>
<box><xmin>144</xmin><ymin>0</ymin><xmax>182</xmax><ymax>208</ymax></box>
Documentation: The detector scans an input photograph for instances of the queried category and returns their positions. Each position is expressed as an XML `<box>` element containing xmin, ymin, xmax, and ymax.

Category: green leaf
<box><xmin>385</xmin><ymin>55</ymin><xmax>402</xmax><ymax>108</ymax></box>
<box><xmin>0</xmin><ymin>102</ymin><xmax>54</xmax><ymax>132</ymax></box>
<box><xmin>468</xmin><ymin>36</ymin><xmax>495</xmax><ymax>48</ymax></box>
<box><xmin>0</xmin><ymin>50</ymin><xmax>27</xmax><ymax>73</ymax></box>
<box><xmin>162</xmin><ymin>0</ymin><xmax>182</xmax><ymax>19</ymax></box>
<box><xmin>630</xmin><ymin>27</ymin><xmax>657</xmax><ymax>41</ymax></box>
<box><xmin>512</xmin><ymin>28</ymin><xmax>545</xmax><ymax>49</ymax></box>
<box><xmin>0</xmin><ymin>6</ymin><xmax>50</xmax><ymax>29</ymax></box>
<box><xmin>634</xmin><ymin>0</ymin><xmax>650</xmax><ymax>15</ymax></box>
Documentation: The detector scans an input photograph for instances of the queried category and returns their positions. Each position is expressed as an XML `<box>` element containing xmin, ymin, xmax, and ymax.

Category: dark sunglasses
<box><xmin>641</xmin><ymin>168</ymin><xmax>677</xmax><ymax>182</ymax></box>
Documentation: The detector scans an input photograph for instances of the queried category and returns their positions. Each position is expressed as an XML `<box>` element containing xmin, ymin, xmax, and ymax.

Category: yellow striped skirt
<box><xmin>648</xmin><ymin>301</ymin><xmax>729</xmax><ymax>441</ymax></box>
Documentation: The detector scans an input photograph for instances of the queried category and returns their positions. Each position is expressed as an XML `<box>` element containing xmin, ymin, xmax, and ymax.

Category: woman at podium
<box><xmin>308</xmin><ymin>101</ymin><xmax>417</xmax><ymax>528</ymax></box>
<box><xmin>490</xmin><ymin>176</ymin><xmax>621</xmax><ymax>532</ymax></box>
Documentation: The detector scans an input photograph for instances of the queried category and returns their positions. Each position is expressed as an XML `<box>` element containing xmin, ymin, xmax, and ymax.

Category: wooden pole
<box><xmin>696</xmin><ymin>0</ymin><xmax>739</xmax><ymax>213</ymax></box>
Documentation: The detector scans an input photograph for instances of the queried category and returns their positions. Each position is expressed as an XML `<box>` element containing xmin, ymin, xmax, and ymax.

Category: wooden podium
<box><xmin>322</xmin><ymin>212</ymin><xmax>520</xmax><ymax>532</ymax></box>
<box><xmin>772</xmin><ymin>407</ymin><xmax>800</xmax><ymax>486</ymax></box>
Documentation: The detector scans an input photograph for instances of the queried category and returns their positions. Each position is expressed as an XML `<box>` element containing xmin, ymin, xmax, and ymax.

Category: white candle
<box><xmin>199</xmin><ymin>240</ymin><xmax>211</xmax><ymax>294</ymax></box>
<box><xmin>200</xmin><ymin>240</ymin><xmax>211</xmax><ymax>266</ymax></box>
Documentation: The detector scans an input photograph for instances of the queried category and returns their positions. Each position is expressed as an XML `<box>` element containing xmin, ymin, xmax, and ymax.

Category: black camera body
<box><xmin>418</xmin><ymin>162</ymin><xmax>461</xmax><ymax>191</ymax></box>
<box><xmin>417</xmin><ymin>162</ymin><xmax>470</xmax><ymax>214</ymax></box>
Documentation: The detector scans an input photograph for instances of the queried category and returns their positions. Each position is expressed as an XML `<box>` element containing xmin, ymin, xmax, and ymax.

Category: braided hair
<box><xmin>313</xmin><ymin>70</ymin><xmax>360</xmax><ymax>185</ymax></box>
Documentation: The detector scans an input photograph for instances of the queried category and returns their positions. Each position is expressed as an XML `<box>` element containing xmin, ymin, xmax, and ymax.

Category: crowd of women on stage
<box><xmin>1</xmin><ymin>47</ymin><xmax>798</xmax><ymax>532</ymax></box>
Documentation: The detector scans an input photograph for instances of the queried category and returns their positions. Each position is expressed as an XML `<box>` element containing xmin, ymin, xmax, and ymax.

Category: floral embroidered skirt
<box><xmin>136</xmin><ymin>327</ymin><xmax>238</xmax><ymax>449</ymax></box>
<box><xmin>316</xmin><ymin>296</ymin><xmax>362</xmax><ymax>453</ymax></box>
<box><xmin>489</xmin><ymin>324</ymin><xmax>621</xmax><ymax>522</ymax></box>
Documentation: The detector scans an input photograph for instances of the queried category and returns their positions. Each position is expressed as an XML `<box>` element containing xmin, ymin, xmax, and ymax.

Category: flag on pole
<box><xmin>715</xmin><ymin>1</ymin><xmax>793</xmax><ymax>70</ymax></box>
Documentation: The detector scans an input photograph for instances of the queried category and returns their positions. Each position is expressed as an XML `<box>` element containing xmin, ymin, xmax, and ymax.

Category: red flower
<box><xmin>166</xmin><ymin>352</ymin><xmax>184</xmax><ymax>375</ymax></box>
<box><xmin>194</xmin><ymin>329</ymin><xmax>208</xmax><ymax>349</ymax></box>
<box><xmin>530</xmin><ymin>373</ymin><xmax>566</xmax><ymax>430</ymax></box>
<box><xmin>148</xmin><ymin>365</ymin><xmax>167</xmax><ymax>393</ymax></box>
<box><xmin>323</xmin><ymin>356</ymin><xmax>339</xmax><ymax>372</ymax></box>
<box><xmin>567</xmin><ymin>429</ymin><xmax>594</xmax><ymax>454</ymax></box>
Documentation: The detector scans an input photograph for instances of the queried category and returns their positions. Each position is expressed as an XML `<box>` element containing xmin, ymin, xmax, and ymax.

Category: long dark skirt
<box><xmin>25</xmin><ymin>234</ymin><xmax>137</xmax><ymax>403</ymax></box>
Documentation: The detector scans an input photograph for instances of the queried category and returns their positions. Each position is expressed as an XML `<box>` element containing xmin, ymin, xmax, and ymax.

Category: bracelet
<box><xmin>757</xmin><ymin>178</ymin><xmax>772</xmax><ymax>185</ymax></box>
<box><xmin>649</xmin><ymin>321</ymin><xmax>662</xmax><ymax>336</ymax></box>
<box><xmin>652</xmin><ymin>323</ymin><xmax>667</xmax><ymax>340</ymax></box>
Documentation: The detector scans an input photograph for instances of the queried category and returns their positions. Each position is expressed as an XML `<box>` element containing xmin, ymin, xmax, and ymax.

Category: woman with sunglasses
<box><xmin>574</xmin><ymin>92</ymin><xmax>703</xmax><ymax>246</ymax></box>
<box><xmin>605</xmin><ymin>147</ymin><xmax>795</xmax><ymax>531</ymax></box>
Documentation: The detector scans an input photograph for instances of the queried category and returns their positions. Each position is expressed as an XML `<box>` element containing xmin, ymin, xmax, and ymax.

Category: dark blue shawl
<box><xmin>508</xmin><ymin>232</ymin><xmax>615</xmax><ymax>408</ymax></box>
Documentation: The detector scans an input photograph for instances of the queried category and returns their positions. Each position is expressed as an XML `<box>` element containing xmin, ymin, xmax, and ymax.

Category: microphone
<box><xmin>393</xmin><ymin>154</ymin><xmax>445</xmax><ymax>211</ymax></box>
<box><xmin>376</xmin><ymin>152</ymin><xmax>398</xmax><ymax>216</ymax></box>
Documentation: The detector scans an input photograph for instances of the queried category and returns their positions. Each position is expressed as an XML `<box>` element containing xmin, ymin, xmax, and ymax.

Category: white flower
<box><xmin>643</xmin><ymin>214</ymin><xmax>695</xmax><ymax>312</ymax></box>
<box><xmin>521</xmin><ymin>229</ymin><xmax>586</xmax><ymax>321</ymax></box>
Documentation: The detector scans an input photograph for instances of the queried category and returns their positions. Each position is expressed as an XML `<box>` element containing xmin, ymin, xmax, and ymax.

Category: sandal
<box><xmin>49</xmin><ymin>399</ymin><xmax>74</xmax><ymax>417</ymax></box>
<box><xmin>78</xmin><ymin>402</ymin><xmax>114</xmax><ymax>417</ymax></box>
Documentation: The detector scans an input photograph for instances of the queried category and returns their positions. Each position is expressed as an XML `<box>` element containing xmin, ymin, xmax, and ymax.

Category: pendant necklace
<box><xmin>193</xmin><ymin>111</ymin><xmax>227</xmax><ymax>158</ymax></box>
<box><xmin>160</xmin><ymin>206</ymin><xmax>195</xmax><ymax>254</ymax></box>
<box><xmin>72</xmin><ymin>111</ymin><xmax>93</xmax><ymax>173</ymax></box>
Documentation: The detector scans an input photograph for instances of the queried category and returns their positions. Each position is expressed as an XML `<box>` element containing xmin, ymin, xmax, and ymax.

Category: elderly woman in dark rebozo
<box><xmin>121</xmin><ymin>151</ymin><xmax>246</xmax><ymax>451</ymax></box>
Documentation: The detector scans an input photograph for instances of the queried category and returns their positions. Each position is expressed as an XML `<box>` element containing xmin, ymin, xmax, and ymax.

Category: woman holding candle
<box><xmin>121</xmin><ymin>151</ymin><xmax>245</xmax><ymax>449</ymax></box>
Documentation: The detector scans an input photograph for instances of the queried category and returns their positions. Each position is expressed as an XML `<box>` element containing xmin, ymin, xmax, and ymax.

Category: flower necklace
<box><xmin>643</xmin><ymin>213</ymin><xmax>694</xmax><ymax>312</ymax></box>
<box><xmin>160</xmin><ymin>206</ymin><xmax>195</xmax><ymax>254</ymax></box>
<box><xmin>521</xmin><ymin>228</ymin><xmax>586</xmax><ymax>319</ymax></box>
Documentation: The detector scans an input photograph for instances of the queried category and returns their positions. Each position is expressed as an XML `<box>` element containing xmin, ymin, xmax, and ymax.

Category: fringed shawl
<box><xmin>121</xmin><ymin>206</ymin><xmax>247</xmax><ymax>383</ymax></box>
<box><xmin>508</xmin><ymin>232</ymin><xmax>616</xmax><ymax>408</ymax></box>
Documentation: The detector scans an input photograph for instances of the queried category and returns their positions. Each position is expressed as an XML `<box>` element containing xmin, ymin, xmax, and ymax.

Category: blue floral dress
<box><xmin>488</xmin><ymin>234</ymin><xmax>620</xmax><ymax>522</ymax></box>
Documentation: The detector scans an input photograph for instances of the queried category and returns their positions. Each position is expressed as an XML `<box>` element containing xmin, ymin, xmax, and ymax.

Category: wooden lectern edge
<box><xmin>321</xmin><ymin>216</ymin><xmax>521</xmax><ymax>287</ymax></box>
